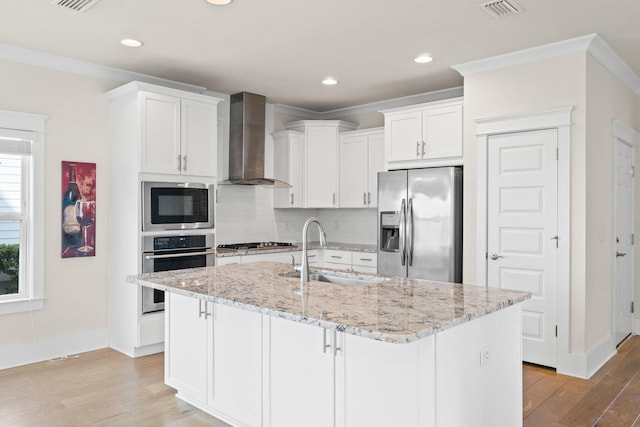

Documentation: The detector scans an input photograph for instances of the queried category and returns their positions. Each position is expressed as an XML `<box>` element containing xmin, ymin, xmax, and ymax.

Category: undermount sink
<box><xmin>282</xmin><ymin>270</ymin><xmax>386</xmax><ymax>286</ymax></box>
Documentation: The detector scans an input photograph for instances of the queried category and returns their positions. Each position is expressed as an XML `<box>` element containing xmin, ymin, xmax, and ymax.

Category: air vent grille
<box><xmin>52</xmin><ymin>0</ymin><xmax>100</xmax><ymax>12</ymax></box>
<box><xmin>479</xmin><ymin>0</ymin><xmax>524</xmax><ymax>18</ymax></box>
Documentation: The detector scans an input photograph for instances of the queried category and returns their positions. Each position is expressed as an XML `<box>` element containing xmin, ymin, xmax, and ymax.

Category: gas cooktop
<box><xmin>217</xmin><ymin>242</ymin><xmax>297</xmax><ymax>252</ymax></box>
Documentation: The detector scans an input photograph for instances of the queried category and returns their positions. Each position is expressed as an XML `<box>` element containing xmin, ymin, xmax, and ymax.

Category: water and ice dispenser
<box><xmin>379</xmin><ymin>211</ymin><xmax>401</xmax><ymax>252</ymax></box>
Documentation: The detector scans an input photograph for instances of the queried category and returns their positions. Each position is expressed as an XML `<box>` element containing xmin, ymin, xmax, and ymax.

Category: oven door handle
<box><xmin>144</xmin><ymin>250</ymin><xmax>216</xmax><ymax>260</ymax></box>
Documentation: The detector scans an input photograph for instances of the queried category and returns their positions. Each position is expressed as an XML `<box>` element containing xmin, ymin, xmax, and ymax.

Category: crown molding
<box><xmin>452</xmin><ymin>34</ymin><xmax>640</xmax><ymax>94</ymax></box>
<box><xmin>0</xmin><ymin>43</ymin><xmax>207</xmax><ymax>94</ymax></box>
<box><xmin>274</xmin><ymin>86</ymin><xmax>464</xmax><ymax>119</ymax></box>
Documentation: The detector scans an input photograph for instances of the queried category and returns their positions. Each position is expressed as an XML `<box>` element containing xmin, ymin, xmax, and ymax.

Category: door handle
<box><xmin>400</xmin><ymin>199</ymin><xmax>406</xmax><ymax>266</ymax></box>
<box><xmin>407</xmin><ymin>198</ymin><xmax>414</xmax><ymax>266</ymax></box>
<box><xmin>616</xmin><ymin>251</ymin><xmax>627</xmax><ymax>258</ymax></box>
<box><xmin>490</xmin><ymin>253</ymin><xmax>504</xmax><ymax>260</ymax></box>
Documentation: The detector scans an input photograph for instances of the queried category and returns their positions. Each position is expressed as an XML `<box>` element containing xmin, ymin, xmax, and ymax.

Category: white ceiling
<box><xmin>2</xmin><ymin>0</ymin><xmax>639</xmax><ymax>111</ymax></box>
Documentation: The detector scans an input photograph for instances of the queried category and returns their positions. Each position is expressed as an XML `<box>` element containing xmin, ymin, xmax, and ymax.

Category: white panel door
<box><xmin>487</xmin><ymin>129</ymin><xmax>558</xmax><ymax>367</ymax></box>
<box><xmin>614</xmin><ymin>139</ymin><xmax>635</xmax><ymax>344</ymax></box>
<box><xmin>385</xmin><ymin>111</ymin><xmax>422</xmax><ymax>162</ymax></box>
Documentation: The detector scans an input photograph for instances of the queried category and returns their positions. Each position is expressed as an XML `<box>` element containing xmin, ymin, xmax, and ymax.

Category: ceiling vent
<box><xmin>52</xmin><ymin>0</ymin><xmax>100</xmax><ymax>12</ymax></box>
<box><xmin>478</xmin><ymin>0</ymin><xmax>524</xmax><ymax>18</ymax></box>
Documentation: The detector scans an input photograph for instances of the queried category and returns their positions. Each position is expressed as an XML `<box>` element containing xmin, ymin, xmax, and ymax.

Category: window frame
<box><xmin>0</xmin><ymin>110</ymin><xmax>46</xmax><ymax>315</ymax></box>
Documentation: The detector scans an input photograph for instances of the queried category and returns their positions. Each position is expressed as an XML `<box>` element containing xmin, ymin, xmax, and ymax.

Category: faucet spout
<box><xmin>300</xmin><ymin>217</ymin><xmax>327</xmax><ymax>285</ymax></box>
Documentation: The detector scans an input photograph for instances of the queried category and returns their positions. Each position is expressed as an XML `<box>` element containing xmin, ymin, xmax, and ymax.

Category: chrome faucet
<box><xmin>297</xmin><ymin>217</ymin><xmax>327</xmax><ymax>286</ymax></box>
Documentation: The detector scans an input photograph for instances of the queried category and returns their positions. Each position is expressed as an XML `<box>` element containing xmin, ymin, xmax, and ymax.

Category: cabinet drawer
<box><xmin>322</xmin><ymin>249</ymin><xmax>352</xmax><ymax>265</ymax></box>
<box><xmin>351</xmin><ymin>252</ymin><xmax>377</xmax><ymax>268</ymax></box>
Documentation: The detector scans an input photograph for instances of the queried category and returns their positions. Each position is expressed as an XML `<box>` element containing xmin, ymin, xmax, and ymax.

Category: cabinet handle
<box><xmin>182</xmin><ymin>155</ymin><xmax>187</xmax><ymax>171</ymax></box>
<box><xmin>322</xmin><ymin>328</ymin><xmax>331</xmax><ymax>353</ymax></box>
<box><xmin>199</xmin><ymin>299</ymin><xmax>210</xmax><ymax>318</ymax></box>
<box><xmin>416</xmin><ymin>141</ymin><xmax>421</xmax><ymax>158</ymax></box>
<box><xmin>330</xmin><ymin>255</ymin><xmax>343</xmax><ymax>259</ymax></box>
<box><xmin>363</xmin><ymin>192</ymin><xmax>367</xmax><ymax>205</ymax></box>
<box><xmin>422</xmin><ymin>141</ymin><xmax>426</xmax><ymax>157</ymax></box>
<box><xmin>308</xmin><ymin>254</ymin><xmax>317</xmax><ymax>258</ymax></box>
<box><xmin>359</xmin><ymin>258</ymin><xmax>372</xmax><ymax>262</ymax></box>
<box><xmin>333</xmin><ymin>330</ymin><xmax>341</xmax><ymax>356</ymax></box>
<box><xmin>290</xmin><ymin>193</ymin><xmax>294</xmax><ymax>206</ymax></box>
<box><xmin>368</xmin><ymin>192</ymin><xmax>371</xmax><ymax>205</ymax></box>
<box><xmin>332</xmin><ymin>193</ymin><xmax>336</xmax><ymax>206</ymax></box>
<box><xmin>176</xmin><ymin>155</ymin><xmax>181</xmax><ymax>171</ymax></box>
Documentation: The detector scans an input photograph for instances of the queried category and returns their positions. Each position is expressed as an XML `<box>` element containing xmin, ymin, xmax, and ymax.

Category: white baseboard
<box><xmin>556</xmin><ymin>334</ymin><xmax>616</xmax><ymax>379</ymax></box>
<box><xmin>634</xmin><ymin>318</ymin><xmax>640</xmax><ymax>335</ymax></box>
<box><xmin>0</xmin><ymin>328</ymin><xmax>108</xmax><ymax>370</ymax></box>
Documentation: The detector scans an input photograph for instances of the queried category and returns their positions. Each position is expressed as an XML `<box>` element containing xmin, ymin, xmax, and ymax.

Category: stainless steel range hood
<box><xmin>219</xmin><ymin>92</ymin><xmax>290</xmax><ymax>188</ymax></box>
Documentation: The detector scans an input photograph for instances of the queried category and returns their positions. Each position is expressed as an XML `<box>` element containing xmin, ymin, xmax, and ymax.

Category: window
<box><xmin>0</xmin><ymin>110</ymin><xmax>46</xmax><ymax>315</ymax></box>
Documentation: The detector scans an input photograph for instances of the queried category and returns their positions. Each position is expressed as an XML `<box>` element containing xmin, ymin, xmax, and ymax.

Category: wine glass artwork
<box><xmin>75</xmin><ymin>199</ymin><xmax>96</xmax><ymax>254</ymax></box>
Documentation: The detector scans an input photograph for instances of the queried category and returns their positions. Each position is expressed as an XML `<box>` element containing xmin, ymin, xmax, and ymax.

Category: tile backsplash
<box><xmin>216</xmin><ymin>185</ymin><xmax>377</xmax><ymax>245</ymax></box>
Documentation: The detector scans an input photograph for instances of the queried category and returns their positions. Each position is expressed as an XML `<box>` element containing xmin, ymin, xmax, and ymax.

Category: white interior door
<box><xmin>487</xmin><ymin>129</ymin><xmax>558</xmax><ymax>367</ymax></box>
<box><xmin>614</xmin><ymin>138</ymin><xmax>635</xmax><ymax>345</ymax></box>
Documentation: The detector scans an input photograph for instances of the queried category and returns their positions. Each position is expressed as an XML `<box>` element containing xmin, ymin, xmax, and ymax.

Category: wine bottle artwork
<box><xmin>61</xmin><ymin>161</ymin><xmax>96</xmax><ymax>258</ymax></box>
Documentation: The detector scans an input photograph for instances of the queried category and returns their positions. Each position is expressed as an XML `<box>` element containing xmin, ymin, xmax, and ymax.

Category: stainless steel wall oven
<box><xmin>141</xmin><ymin>234</ymin><xmax>215</xmax><ymax>313</ymax></box>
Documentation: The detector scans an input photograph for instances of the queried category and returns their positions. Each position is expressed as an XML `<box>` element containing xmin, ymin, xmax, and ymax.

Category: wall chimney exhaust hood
<box><xmin>219</xmin><ymin>92</ymin><xmax>290</xmax><ymax>188</ymax></box>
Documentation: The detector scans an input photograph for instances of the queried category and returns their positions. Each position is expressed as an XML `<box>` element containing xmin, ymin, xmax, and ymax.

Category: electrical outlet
<box><xmin>480</xmin><ymin>346</ymin><xmax>491</xmax><ymax>366</ymax></box>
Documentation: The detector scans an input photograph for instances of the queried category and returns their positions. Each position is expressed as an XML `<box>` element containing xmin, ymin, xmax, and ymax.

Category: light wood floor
<box><xmin>524</xmin><ymin>335</ymin><xmax>640</xmax><ymax>426</ymax></box>
<box><xmin>1</xmin><ymin>336</ymin><xmax>639</xmax><ymax>426</ymax></box>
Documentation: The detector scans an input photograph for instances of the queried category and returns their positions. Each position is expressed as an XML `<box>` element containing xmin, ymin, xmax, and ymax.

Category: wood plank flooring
<box><xmin>1</xmin><ymin>336</ymin><xmax>639</xmax><ymax>426</ymax></box>
<box><xmin>524</xmin><ymin>335</ymin><xmax>640</xmax><ymax>426</ymax></box>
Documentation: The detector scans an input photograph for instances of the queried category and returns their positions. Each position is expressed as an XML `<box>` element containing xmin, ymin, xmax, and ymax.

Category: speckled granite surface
<box><xmin>216</xmin><ymin>242</ymin><xmax>377</xmax><ymax>257</ymax></box>
<box><xmin>128</xmin><ymin>262</ymin><xmax>529</xmax><ymax>343</ymax></box>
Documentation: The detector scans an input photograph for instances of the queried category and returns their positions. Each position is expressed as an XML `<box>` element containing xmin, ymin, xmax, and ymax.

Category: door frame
<box><xmin>475</xmin><ymin>107</ymin><xmax>574</xmax><ymax>375</ymax></box>
<box><xmin>612</xmin><ymin>120</ymin><xmax>638</xmax><ymax>338</ymax></box>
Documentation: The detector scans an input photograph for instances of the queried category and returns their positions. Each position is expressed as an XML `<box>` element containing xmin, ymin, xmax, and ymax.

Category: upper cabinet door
<box><xmin>181</xmin><ymin>99</ymin><xmax>218</xmax><ymax>178</ymax></box>
<box><xmin>422</xmin><ymin>105</ymin><xmax>463</xmax><ymax>160</ymax></box>
<box><xmin>367</xmin><ymin>131</ymin><xmax>385</xmax><ymax>207</ymax></box>
<box><xmin>139</xmin><ymin>92</ymin><xmax>181</xmax><ymax>175</ymax></box>
<box><xmin>339</xmin><ymin>134</ymin><xmax>368</xmax><ymax>208</ymax></box>
<box><xmin>385</xmin><ymin>111</ymin><xmax>422</xmax><ymax>163</ymax></box>
<box><xmin>306</xmin><ymin>125</ymin><xmax>339</xmax><ymax>208</ymax></box>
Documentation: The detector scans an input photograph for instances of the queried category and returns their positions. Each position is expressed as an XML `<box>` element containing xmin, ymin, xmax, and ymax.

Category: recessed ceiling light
<box><xmin>120</xmin><ymin>38</ymin><xmax>144</xmax><ymax>48</ymax></box>
<box><xmin>414</xmin><ymin>54</ymin><xmax>433</xmax><ymax>64</ymax></box>
<box><xmin>206</xmin><ymin>0</ymin><xmax>232</xmax><ymax>5</ymax></box>
<box><xmin>322</xmin><ymin>77</ymin><xmax>338</xmax><ymax>85</ymax></box>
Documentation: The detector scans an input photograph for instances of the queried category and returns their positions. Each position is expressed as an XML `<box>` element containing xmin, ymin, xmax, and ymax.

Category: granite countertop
<box><xmin>216</xmin><ymin>242</ymin><xmax>377</xmax><ymax>257</ymax></box>
<box><xmin>128</xmin><ymin>262</ymin><xmax>530</xmax><ymax>344</ymax></box>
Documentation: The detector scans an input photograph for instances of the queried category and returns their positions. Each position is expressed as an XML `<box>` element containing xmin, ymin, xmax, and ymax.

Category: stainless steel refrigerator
<box><xmin>377</xmin><ymin>167</ymin><xmax>462</xmax><ymax>282</ymax></box>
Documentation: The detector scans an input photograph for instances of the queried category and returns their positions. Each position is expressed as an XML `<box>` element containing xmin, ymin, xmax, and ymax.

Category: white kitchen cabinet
<box><xmin>266</xmin><ymin>316</ymin><xmax>338</xmax><ymax>427</ymax></box>
<box><xmin>284</xmin><ymin>120</ymin><xmax>357</xmax><ymax>208</ymax></box>
<box><xmin>339</xmin><ymin>128</ymin><xmax>384</xmax><ymax>208</ymax></box>
<box><xmin>382</xmin><ymin>98</ymin><xmax>463</xmax><ymax>170</ymax></box>
<box><xmin>315</xmin><ymin>249</ymin><xmax>377</xmax><ymax>274</ymax></box>
<box><xmin>273</xmin><ymin>130</ymin><xmax>305</xmax><ymax>208</ymax></box>
<box><xmin>139</xmin><ymin>91</ymin><xmax>218</xmax><ymax>177</ymax></box>
<box><xmin>165</xmin><ymin>292</ymin><xmax>208</xmax><ymax>403</ymax></box>
<box><xmin>350</xmin><ymin>252</ymin><xmax>377</xmax><ymax>274</ymax></box>
<box><xmin>165</xmin><ymin>293</ymin><xmax>263</xmax><ymax>427</ymax></box>
<box><xmin>338</xmin><ymin>333</ymin><xmax>435</xmax><ymax>427</ymax></box>
<box><xmin>216</xmin><ymin>250</ymin><xmax>317</xmax><ymax>267</ymax></box>
<box><xmin>107</xmin><ymin>81</ymin><xmax>222</xmax><ymax>358</ymax></box>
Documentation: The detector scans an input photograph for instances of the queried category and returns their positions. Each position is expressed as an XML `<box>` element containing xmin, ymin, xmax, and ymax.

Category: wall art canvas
<box><xmin>61</xmin><ymin>161</ymin><xmax>96</xmax><ymax>258</ymax></box>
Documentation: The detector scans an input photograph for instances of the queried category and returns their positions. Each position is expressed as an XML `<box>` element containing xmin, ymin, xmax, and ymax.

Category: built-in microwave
<box><xmin>142</xmin><ymin>181</ymin><xmax>214</xmax><ymax>231</ymax></box>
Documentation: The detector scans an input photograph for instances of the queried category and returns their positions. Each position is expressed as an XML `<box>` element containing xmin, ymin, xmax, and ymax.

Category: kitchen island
<box><xmin>128</xmin><ymin>262</ymin><xmax>530</xmax><ymax>427</ymax></box>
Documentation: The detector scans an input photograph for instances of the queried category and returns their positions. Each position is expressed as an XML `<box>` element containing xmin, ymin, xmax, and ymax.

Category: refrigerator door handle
<box><xmin>408</xmin><ymin>198</ymin><xmax>414</xmax><ymax>266</ymax></box>
<box><xmin>400</xmin><ymin>198</ymin><xmax>406</xmax><ymax>266</ymax></box>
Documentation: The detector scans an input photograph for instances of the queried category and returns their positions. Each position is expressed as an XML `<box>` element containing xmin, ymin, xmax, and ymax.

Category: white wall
<box><xmin>585</xmin><ymin>54</ymin><xmax>638</xmax><ymax>347</ymax></box>
<box><xmin>461</xmin><ymin>51</ymin><xmax>639</xmax><ymax>358</ymax></box>
<box><xmin>0</xmin><ymin>59</ymin><xmax>120</xmax><ymax>368</ymax></box>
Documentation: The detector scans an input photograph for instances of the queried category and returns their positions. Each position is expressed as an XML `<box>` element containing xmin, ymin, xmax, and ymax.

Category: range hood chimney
<box><xmin>220</xmin><ymin>92</ymin><xmax>290</xmax><ymax>187</ymax></box>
